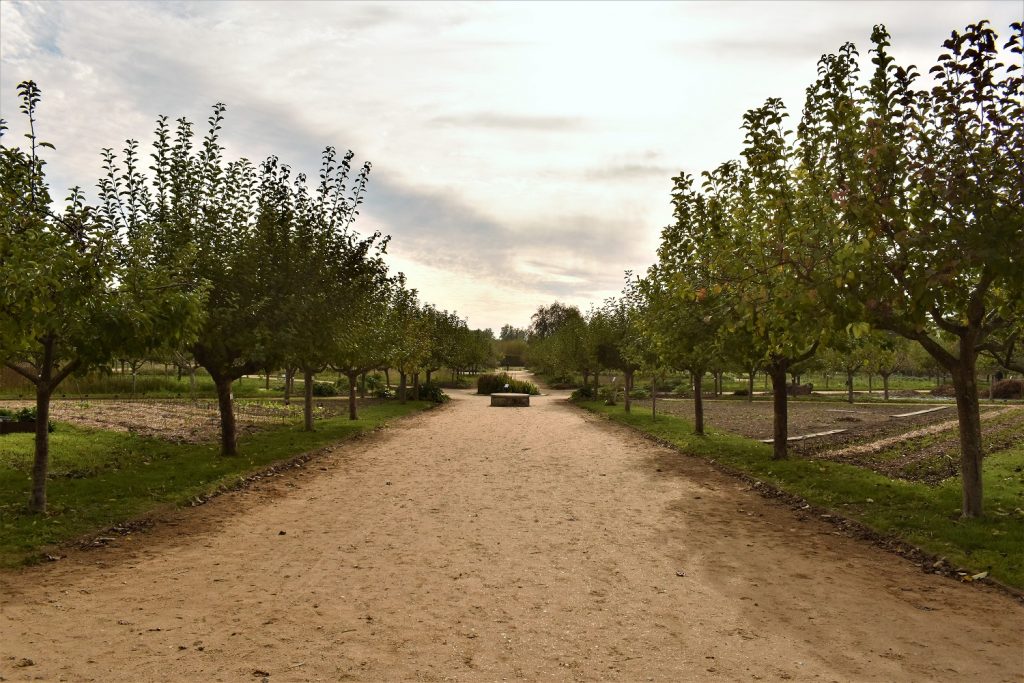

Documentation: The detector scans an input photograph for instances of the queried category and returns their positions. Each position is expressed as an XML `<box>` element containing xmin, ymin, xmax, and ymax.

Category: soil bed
<box><xmin>0</xmin><ymin>397</ymin><xmax>379</xmax><ymax>444</ymax></box>
<box><xmin>640</xmin><ymin>398</ymin><xmax>1024</xmax><ymax>484</ymax></box>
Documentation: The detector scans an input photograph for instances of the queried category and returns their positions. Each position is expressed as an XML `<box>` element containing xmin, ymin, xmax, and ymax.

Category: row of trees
<box><xmin>0</xmin><ymin>83</ymin><xmax>492</xmax><ymax>513</ymax></box>
<box><xmin>528</xmin><ymin>21</ymin><xmax>1022</xmax><ymax>519</ymax></box>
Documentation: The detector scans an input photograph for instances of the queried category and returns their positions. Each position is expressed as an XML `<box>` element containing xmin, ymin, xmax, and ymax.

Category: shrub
<box><xmin>599</xmin><ymin>384</ymin><xmax>618</xmax><ymax>405</ymax></box>
<box><xmin>672</xmin><ymin>382</ymin><xmax>690</xmax><ymax>396</ymax></box>
<box><xmin>733</xmin><ymin>388</ymin><xmax>749</xmax><ymax>396</ymax></box>
<box><xmin>570</xmin><ymin>386</ymin><xmax>596</xmax><ymax>401</ymax></box>
<box><xmin>0</xmin><ymin>407</ymin><xmax>55</xmax><ymax>432</ymax></box>
<box><xmin>415</xmin><ymin>383</ymin><xmax>450</xmax><ymax>404</ymax></box>
<box><xmin>991</xmin><ymin>379</ymin><xmax>1024</xmax><ymax>400</ymax></box>
<box><xmin>312</xmin><ymin>381</ymin><xmax>340</xmax><ymax>397</ymax></box>
<box><xmin>477</xmin><ymin>372</ymin><xmax>539</xmax><ymax>395</ymax></box>
<box><xmin>373</xmin><ymin>385</ymin><xmax>394</xmax><ymax>399</ymax></box>
<box><xmin>629</xmin><ymin>388</ymin><xmax>650</xmax><ymax>399</ymax></box>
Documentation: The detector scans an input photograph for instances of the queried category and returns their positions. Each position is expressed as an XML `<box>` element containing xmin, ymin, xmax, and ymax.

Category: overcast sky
<box><xmin>2</xmin><ymin>1</ymin><xmax>1020</xmax><ymax>332</ymax></box>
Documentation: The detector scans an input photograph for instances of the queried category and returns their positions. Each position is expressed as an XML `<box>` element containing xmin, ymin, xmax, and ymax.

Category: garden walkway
<box><xmin>1</xmin><ymin>389</ymin><xmax>1021</xmax><ymax>681</ymax></box>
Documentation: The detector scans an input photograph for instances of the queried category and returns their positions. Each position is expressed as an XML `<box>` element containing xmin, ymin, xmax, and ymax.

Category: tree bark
<box><xmin>847</xmin><ymin>370</ymin><xmax>855</xmax><ymax>404</ymax></box>
<box><xmin>384</xmin><ymin>367</ymin><xmax>391</xmax><ymax>388</ymax></box>
<box><xmin>283</xmin><ymin>367</ymin><xmax>294</xmax><ymax>405</ymax></box>
<box><xmin>882</xmin><ymin>373</ymin><xmax>891</xmax><ymax>401</ymax></box>
<box><xmin>214</xmin><ymin>376</ymin><xmax>238</xmax><ymax>456</ymax></box>
<box><xmin>303</xmin><ymin>368</ymin><xmax>315</xmax><ymax>432</ymax></box>
<box><xmin>359</xmin><ymin>372</ymin><xmax>367</xmax><ymax>399</ymax></box>
<box><xmin>582</xmin><ymin>371</ymin><xmax>590</xmax><ymax>389</ymax></box>
<box><xmin>769</xmin><ymin>361</ymin><xmax>789</xmax><ymax>460</ymax></box>
<box><xmin>651</xmin><ymin>374</ymin><xmax>657</xmax><ymax>420</ymax></box>
<box><xmin>624</xmin><ymin>370</ymin><xmax>634</xmax><ymax>414</ymax></box>
<box><xmin>399</xmin><ymin>371</ymin><xmax>407</xmax><ymax>403</ymax></box>
<box><xmin>413</xmin><ymin>372</ymin><xmax>420</xmax><ymax>402</ymax></box>
<box><xmin>747</xmin><ymin>372</ymin><xmax>754</xmax><ymax>402</ymax></box>
<box><xmin>29</xmin><ymin>384</ymin><xmax>52</xmax><ymax>513</ymax></box>
<box><xmin>952</xmin><ymin>360</ymin><xmax>984</xmax><ymax>518</ymax></box>
<box><xmin>347</xmin><ymin>371</ymin><xmax>359</xmax><ymax>420</ymax></box>
<box><xmin>692</xmin><ymin>370</ymin><xmax>705</xmax><ymax>435</ymax></box>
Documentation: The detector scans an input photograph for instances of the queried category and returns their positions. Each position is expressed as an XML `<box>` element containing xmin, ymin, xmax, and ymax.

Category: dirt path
<box><xmin>1</xmin><ymin>391</ymin><xmax>1021</xmax><ymax>682</ymax></box>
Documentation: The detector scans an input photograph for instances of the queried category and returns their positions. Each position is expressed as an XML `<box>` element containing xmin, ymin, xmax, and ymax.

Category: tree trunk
<box><xmin>29</xmin><ymin>384</ymin><xmax>52</xmax><ymax>513</ymax></box>
<box><xmin>265</xmin><ymin>370</ymin><xmax>270</xmax><ymax>391</ymax></box>
<box><xmin>214</xmin><ymin>376</ymin><xmax>238</xmax><ymax>456</ymax></box>
<box><xmin>189</xmin><ymin>367</ymin><xmax>197</xmax><ymax>398</ymax></box>
<box><xmin>347</xmin><ymin>371</ymin><xmax>359</xmax><ymax>420</ymax></box>
<box><xmin>582</xmin><ymin>371</ymin><xmax>590</xmax><ymax>389</ymax></box>
<box><xmin>952</xmin><ymin>359</ymin><xmax>983</xmax><ymax>518</ymax></box>
<box><xmin>847</xmin><ymin>370</ymin><xmax>855</xmax><ymax>404</ymax></box>
<box><xmin>413</xmin><ymin>372</ymin><xmax>420</xmax><ymax>401</ymax></box>
<box><xmin>359</xmin><ymin>372</ymin><xmax>367</xmax><ymax>399</ymax></box>
<box><xmin>283</xmin><ymin>367</ymin><xmax>294</xmax><ymax>405</ymax></box>
<box><xmin>692</xmin><ymin>371</ymin><xmax>705</xmax><ymax>435</ymax></box>
<box><xmin>593</xmin><ymin>373</ymin><xmax>599</xmax><ymax>392</ymax></box>
<box><xmin>882</xmin><ymin>373</ymin><xmax>891</xmax><ymax>401</ymax></box>
<box><xmin>651</xmin><ymin>374</ymin><xmax>657</xmax><ymax>420</ymax></box>
<box><xmin>399</xmin><ymin>371</ymin><xmax>407</xmax><ymax>404</ymax></box>
<box><xmin>770</xmin><ymin>362</ymin><xmax>789</xmax><ymax>460</ymax></box>
<box><xmin>303</xmin><ymin>368</ymin><xmax>315</xmax><ymax>432</ymax></box>
<box><xmin>868</xmin><ymin>373</ymin><xmax>873</xmax><ymax>395</ymax></box>
<box><xmin>747</xmin><ymin>372</ymin><xmax>754</xmax><ymax>403</ymax></box>
<box><xmin>624</xmin><ymin>370</ymin><xmax>634</xmax><ymax>414</ymax></box>
<box><xmin>384</xmin><ymin>368</ymin><xmax>391</xmax><ymax>388</ymax></box>
<box><xmin>425</xmin><ymin>369</ymin><xmax>432</xmax><ymax>386</ymax></box>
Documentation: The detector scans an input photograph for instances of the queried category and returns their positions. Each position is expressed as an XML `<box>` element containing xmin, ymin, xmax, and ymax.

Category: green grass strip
<box><xmin>578</xmin><ymin>401</ymin><xmax>1024</xmax><ymax>590</ymax></box>
<box><xmin>0</xmin><ymin>401</ymin><xmax>431</xmax><ymax>567</ymax></box>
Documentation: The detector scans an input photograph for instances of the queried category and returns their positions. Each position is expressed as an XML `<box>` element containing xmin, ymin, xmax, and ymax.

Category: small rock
<box><xmin>278</xmin><ymin>531</ymin><xmax>286</xmax><ymax>536</ymax></box>
<box><xmin>675</xmin><ymin>570</ymin><xmax>686</xmax><ymax>577</ymax></box>
<box><xmin>15</xmin><ymin>658</ymin><xmax>34</xmax><ymax>667</ymax></box>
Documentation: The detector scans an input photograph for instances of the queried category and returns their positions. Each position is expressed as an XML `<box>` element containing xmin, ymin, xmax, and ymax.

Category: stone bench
<box><xmin>490</xmin><ymin>392</ymin><xmax>530</xmax><ymax>407</ymax></box>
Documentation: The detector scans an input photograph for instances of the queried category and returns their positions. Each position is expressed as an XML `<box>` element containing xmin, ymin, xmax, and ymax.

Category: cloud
<box><xmin>430</xmin><ymin>112</ymin><xmax>587</xmax><ymax>131</ymax></box>
<box><xmin>584</xmin><ymin>163</ymin><xmax>678</xmax><ymax>181</ymax></box>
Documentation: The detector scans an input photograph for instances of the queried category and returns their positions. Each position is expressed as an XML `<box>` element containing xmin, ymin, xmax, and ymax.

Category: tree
<box><xmin>810</xmin><ymin>22</ymin><xmax>1023</xmax><ymax>516</ymax></box>
<box><xmin>1</xmin><ymin>82</ymin><xmax>202</xmax><ymax>512</ymax></box>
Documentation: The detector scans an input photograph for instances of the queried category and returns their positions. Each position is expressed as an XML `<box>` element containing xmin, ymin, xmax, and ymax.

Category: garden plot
<box><xmin>0</xmin><ymin>398</ymin><xmax>358</xmax><ymax>444</ymax></box>
<box><xmin>638</xmin><ymin>398</ymin><xmax>1023</xmax><ymax>484</ymax></box>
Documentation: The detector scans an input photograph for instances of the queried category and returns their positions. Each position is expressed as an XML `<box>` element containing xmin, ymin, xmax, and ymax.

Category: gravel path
<box><xmin>1</xmin><ymin>390</ymin><xmax>1021</xmax><ymax>682</ymax></box>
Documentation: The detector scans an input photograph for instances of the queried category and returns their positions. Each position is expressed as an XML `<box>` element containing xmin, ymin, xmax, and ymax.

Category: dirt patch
<box><xmin>641</xmin><ymin>398</ymin><xmax>1023</xmax><ymax>484</ymax></box>
<box><xmin>0</xmin><ymin>398</ymin><xmax>374</xmax><ymax>444</ymax></box>
<box><xmin>1</xmin><ymin>390</ymin><xmax>1021</xmax><ymax>682</ymax></box>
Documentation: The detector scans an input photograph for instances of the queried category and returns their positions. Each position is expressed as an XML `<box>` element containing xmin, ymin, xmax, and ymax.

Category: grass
<box><xmin>0</xmin><ymin>400</ymin><xmax>431</xmax><ymax>567</ymax></box>
<box><xmin>577</xmin><ymin>400</ymin><xmax>1024</xmax><ymax>590</ymax></box>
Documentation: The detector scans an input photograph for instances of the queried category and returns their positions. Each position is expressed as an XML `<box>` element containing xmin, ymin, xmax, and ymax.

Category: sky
<box><xmin>2</xmin><ymin>1</ymin><xmax>1020</xmax><ymax>333</ymax></box>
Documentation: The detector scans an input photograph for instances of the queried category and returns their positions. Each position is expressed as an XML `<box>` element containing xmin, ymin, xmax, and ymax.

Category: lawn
<box><xmin>0</xmin><ymin>400</ymin><xmax>431</xmax><ymax>567</ymax></box>
<box><xmin>577</xmin><ymin>400</ymin><xmax>1024</xmax><ymax>591</ymax></box>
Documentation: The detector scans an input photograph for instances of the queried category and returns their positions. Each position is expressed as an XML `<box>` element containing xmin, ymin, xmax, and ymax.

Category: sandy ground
<box><xmin>1</xmin><ymin>390</ymin><xmax>1022</xmax><ymax>682</ymax></box>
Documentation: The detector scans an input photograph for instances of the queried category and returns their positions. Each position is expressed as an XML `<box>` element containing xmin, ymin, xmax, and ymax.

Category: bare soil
<box><xmin>0</xmin><ymin>398</ymin><xmax>368</xmax><ymax>444</ymax></box>
<box><xmin>643</xmin><ymin>398</ymin><xmax>1024</xmax><ymax>484</ymax></box>
<box><xmin>1</xmin><ymin>390</ymin><xmax>1021</xmax><ymax>682</ymax></box>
